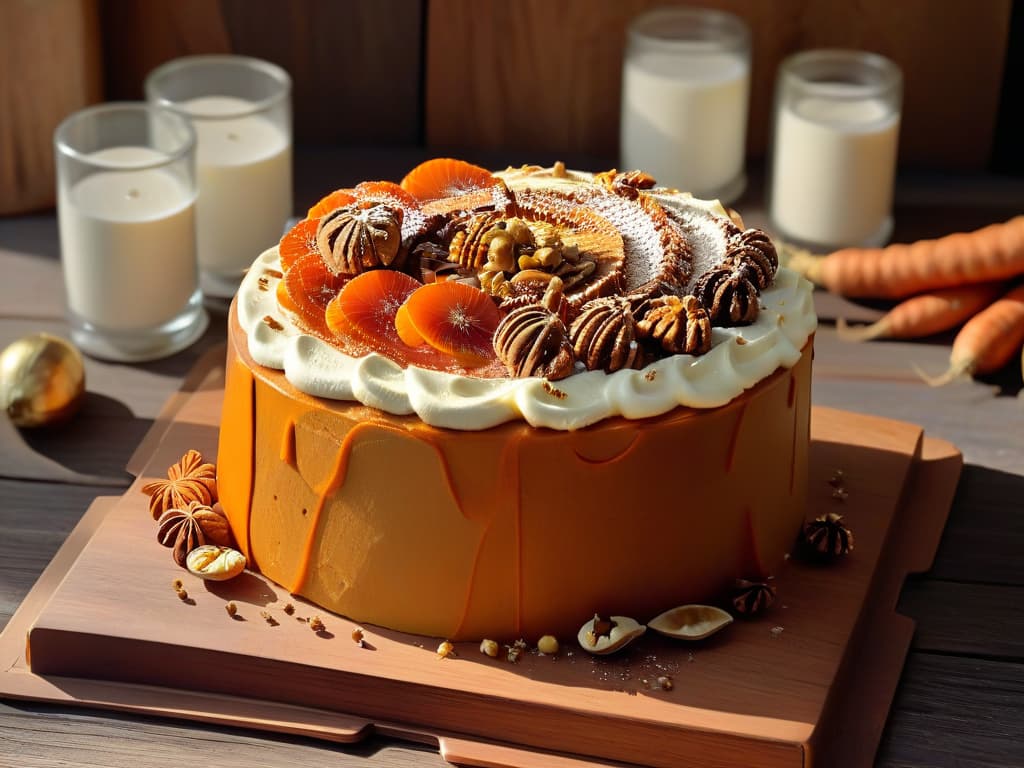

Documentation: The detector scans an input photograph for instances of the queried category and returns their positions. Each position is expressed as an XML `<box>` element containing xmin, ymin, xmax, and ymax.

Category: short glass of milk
<box><xmin>145</xmin><ymin>55</ymin><xmax>292</xmax><ymax>299</ymax></box>
<box><xmin>621</xmin><ymin>7</ymin><xmax>751</xmax><ymax>204</ymax></box>
<box><xmin>55</xmin><ymin>103</ymin><xmax>208</xmax><ymax>362</ymax></box>
<box><xmin>768</xmin><ymin>50</ymin><xmax>902</xmax><ymax>250</ymax></box>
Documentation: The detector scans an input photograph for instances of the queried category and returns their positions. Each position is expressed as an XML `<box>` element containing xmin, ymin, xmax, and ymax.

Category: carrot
<box><xmin>917</xmin><ymin>282</ymin><xmax>1024</xmax><ymax>386</ymax></box>
<box><xmin>787</xmin><ymin>216</ymin><xmax>1024</xmax><ymax>299</ymax></box>
<box><xmin>836</xmin><ymin>282</ymin><xmax>1005</xmax><ymax>342</ymax></box>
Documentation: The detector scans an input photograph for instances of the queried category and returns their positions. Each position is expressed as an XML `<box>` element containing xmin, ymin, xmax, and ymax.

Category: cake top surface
<box><xmin>238</xmin><ymin>159</ymin><xmax>817</xmax><ymax>430</ymax></box>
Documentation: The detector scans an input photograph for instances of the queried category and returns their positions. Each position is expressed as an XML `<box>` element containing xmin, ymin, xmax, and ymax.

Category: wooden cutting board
<box><xmin>0</xmin><ymin>355</ymin><xmax>962</xmax><ymax>768</ymax></box>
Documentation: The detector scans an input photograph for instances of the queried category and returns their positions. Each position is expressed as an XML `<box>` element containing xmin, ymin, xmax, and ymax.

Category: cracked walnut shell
<box><xmin>142</xmin><ymin>449</ymin><xmax>217</xmax><ymax>520</ymax></box>
<box><xmin>157</xmin><ymin>501</ymin><xmax>234</xmax><ymax>567</ymax></box>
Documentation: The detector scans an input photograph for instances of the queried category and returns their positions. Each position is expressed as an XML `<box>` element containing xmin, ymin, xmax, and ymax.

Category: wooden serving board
<box><xmin>0</xmin><ymin>355</ymin><xmax>962</xmax><ymax>768</ymax></box>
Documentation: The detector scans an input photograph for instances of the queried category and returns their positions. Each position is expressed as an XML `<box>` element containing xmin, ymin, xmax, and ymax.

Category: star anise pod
<box><xmin>157</xmin><ymin>501</ymin><xmax>234</xmax><ymax>567</ymax></box>
<box><xmin>636</xmin><ymin>294</ymin><xmax>712</xmax><ymax>355</ymax></box>
<box><xmin>569</xmin><ymin>296</ymin><xmax>642</xmax><ymax>373</ymax></box>
<box><xmin>316</xmin><ymin>202</ymin><xmax>404</xmax><ymax>274</ymax></box>
<box><xmin>798</xmin><ymin>512</ymin><xmax>855</xmax><ymax>562</ymax></box>
<box><xmin>693</xmin><ymin>263</ymin><xmax>761</xmax><ymax>326</ymax></box>
<box><xmin>493</xmin><ymin>278</ymin><xmax>575</xmax><ymax>379</ymax></box>
<box><xmin>142</xmin><ymin>449</ymin><xmax>217</xmax><ymax>520</ymax></box>
<box><xmin>731</xmin><ymin>578</ymin><xmax>777</xmax><ymax>617</ymax></box>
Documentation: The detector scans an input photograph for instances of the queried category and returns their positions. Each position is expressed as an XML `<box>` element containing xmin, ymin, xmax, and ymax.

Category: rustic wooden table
<box><xmin>1</xmin><ymin>149</ymin><xmax>1022</xmax><ymax>767</ymax></box>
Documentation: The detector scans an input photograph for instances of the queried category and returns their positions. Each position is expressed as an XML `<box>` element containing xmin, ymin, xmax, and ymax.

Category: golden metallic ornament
<box><xmin>0</xmin><ymin>333</ymin><xmax>85</xmax><ymax>427</ymax></box>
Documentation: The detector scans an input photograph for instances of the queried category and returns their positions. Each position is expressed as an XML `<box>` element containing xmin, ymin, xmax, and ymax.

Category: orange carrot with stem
<box><xmin>836</xmin><ymin>282</ymin><xmax>1005</xmax><ymax>342</ymax></box>
<box><xmin>917</xmin><ymin>283</ymin><xmax>1024</xmax><ymax>386</ymax></box>
<box><xmin>788</xmin><ymin>216</ymin><xmax>1024</xmax><ymax>299</ymax></box>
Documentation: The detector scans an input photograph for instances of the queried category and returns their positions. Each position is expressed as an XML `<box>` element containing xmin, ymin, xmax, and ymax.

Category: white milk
<box><xmin>58</xmin><ymin>146</ymin><xmax>198</xmax><ymax>330</ymax></box>
<box><xmin>770</xmin><ymin>96</ymin><xmax>899</xmax><ymax>248</ymax></box>
<box><xmin>621</xmin><ymin>49</ymin><xmax>749</xmax><ymax>200</ymax></box>
<box><xmin>181</xmin><ymin>95</ymin><xmax>292</xmax><ymax>295</ymax></box>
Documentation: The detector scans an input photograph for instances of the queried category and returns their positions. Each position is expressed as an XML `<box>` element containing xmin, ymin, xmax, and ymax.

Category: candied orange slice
<box><xmin>278</xmin><ymin>218</ymin><xmax>320</xmax><ymax>271</ymax></box>
<box><xmin>400</xmin><ymin>158</ymin><xmax>496</xmax><ymax>202</ymax></box>
<box><xmin>399</xmin><ymin>282</ymin><xmax>501</xmax><ymax>367</ymax></box>
<box><xmin>394</xmin><ymin>303</ymin><xmax>425</xmax><ymax>347</ymax></box>
<box><xmin>354</xmin><ymin>180</ymin><xmax>419</xmax><ymax>210</ymax></box>
<box><xmin>307</xmin><ymin>189</ymin><xmax>357</xmax><ymax>219</ymax></box>
<box><xmin>283</xmin><ymin>252</ymin><xmax>350</xmax><ymax>336</ymax></box>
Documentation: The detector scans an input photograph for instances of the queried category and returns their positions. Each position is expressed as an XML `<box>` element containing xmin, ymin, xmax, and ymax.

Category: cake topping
<box><xmin>693</xmin><ymin>263</ymin><xmax>761</xmax><ymax>326</ymax></box>
<box><xmin>636</xmin><ymin>294</ymin><xmax>712</xmax><ymax>356</ymax></box>
<box><xmin>725</xmin><ymin>228</ymin><xmax>778</xmax><ymax>291</ymax></box>
<box><xmin>142</xmin><ymin>449</ymin><xmax>217</xmax><ymax>520</ymax></box>
<box><xmin>156</xmin><ymin>500</ymin><xmax>234</xmax><ymax>567</ymax></box>
<box><xmin>570</xmin><ymin>296</ymin><xmax>642</xmax><ymax>373</ymax></box>
<box><xmin>185</xmin><ymin>544</ymin><xmax>246</xmax><ymax>581</ymax></box>
<box><xmin>493</xmin><ymin>278</ymin><xmax>575</xmax><ymax>380</ymax></box>
<box><xmin>316</xmin><ymin>203</ymin><xmax>404</xmax><ymax>274</ymax></box>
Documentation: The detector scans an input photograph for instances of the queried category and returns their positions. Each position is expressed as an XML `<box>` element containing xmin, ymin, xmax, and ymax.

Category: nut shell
<box><xmin>647</xmin><ymin>605</ymin><xmax>733</xmax><ymax>640</ymax></box>
<box><xmin>0</xmin><ymin>333</ymin><xmax>85</xmax><ymax>427</ymax></box>
<box><xmin>185</xmin><ymin>544</ymin><xmax>247</xmax><ymax>581</ymax></box>
<box><xmin>576</xmin><ymin>614</ymin><xmax>645</xmax><ymax>655</ymax></box>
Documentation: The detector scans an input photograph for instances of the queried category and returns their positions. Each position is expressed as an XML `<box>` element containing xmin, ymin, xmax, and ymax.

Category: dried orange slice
<box><xmin>278</xmin><ymin>217</ymin><xmax>320</xmax><ymax>271</ymax></box>
<box><xmin>283</xmin><ymin>252</ymin><xmax>351</xmax><ymax>337</ymax></box>
<box><xmin>399</xmin><ymin>282</ymin><xmax>501</xmax><ymax>367</ymax></box>
<box><xmin>307</xmin><ymin>189</ymin><xmax>357</xmax><ymax>219</ymax></box>
<box><xmin>401</xmin><ymin>158</ymin><xmax>496</xmax><ymax>202</ymax></box>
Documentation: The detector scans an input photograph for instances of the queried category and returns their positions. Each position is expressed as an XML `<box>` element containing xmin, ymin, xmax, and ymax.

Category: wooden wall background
<box><xmin>0</xmin><ymin>0</ymin><xmax>1015</xmax><ymax>214</ymax></box>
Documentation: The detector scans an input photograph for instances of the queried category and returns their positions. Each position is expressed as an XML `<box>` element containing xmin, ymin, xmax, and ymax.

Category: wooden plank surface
<box><xmin>1</xmin><ymin>148</ymin><xmax>1023</xmax><ymax>766</ymax></box>
<box><xmin>424</xmin><ymin>0</ymin><xmax>1012</xmax><ymax>170</ymax></box>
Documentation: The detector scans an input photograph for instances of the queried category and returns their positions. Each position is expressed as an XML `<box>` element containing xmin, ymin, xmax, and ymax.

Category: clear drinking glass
<box><xmin>55</xmin><ymin>103</ymin><xmax>207</xmax><ymax>362</ymax></box>
<box><xmin>621</xmin><ymin>6</ymin><xmax>750</xmax><ymax>203</ymax></box>
<box><xmin>768</xmin><ymin>49</ymin><xmax>902</xmax><ymax>250</ymax></box>
<box><xmin>145</xmin><ymin>55</ymin><xmax>293</xmax><ymax>298</ymax></box>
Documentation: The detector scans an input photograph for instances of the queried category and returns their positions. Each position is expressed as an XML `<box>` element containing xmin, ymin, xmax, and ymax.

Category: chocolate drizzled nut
<box><xmin>693</xmin><ymin>264</ymin><xmax>761</xmax><ymax>326</ymax></box>
<box><xmin>799</xmin><ymin>512</ymin><xmax>855</xmax><ymax>561</ymax></box>
<box><xmin>317</xmin><ymin>203</ymin><xmax>404</xmax><ymax>274</ymax></box>
<box><xmin>731</xmin><ymin>578</ymin><xmax>777</xmax><ymax>617</ymax></box>
<box><xmin>725</xmin><ymin>228</ymin><xmax>778</xmax><ymax>291</ymax></box>
<box><xmin>493</xmin><ymin>279</ymin><xmax>575</xmax><ymax>379</ymax></box>
<box><xmin>569</xmin><ymin>297</ymin><xmax>642</xmax><ymax>373</ymax></box>
<box><xmin>636</xmin><ymin>295</ymin><xmax>712</xmax><ymax>355</ymax></box>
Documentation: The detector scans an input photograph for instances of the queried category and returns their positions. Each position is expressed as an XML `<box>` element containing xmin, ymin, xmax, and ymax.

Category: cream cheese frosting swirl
<box><xmin>238</xmin><ymin>167</ymin><xmax>817</xmax><ymax>431</ymax></box>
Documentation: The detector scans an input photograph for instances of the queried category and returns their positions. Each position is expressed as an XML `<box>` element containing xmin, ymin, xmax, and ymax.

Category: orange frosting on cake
<box><xmin>216</xmin><ymin>160</ymin><xmax>817</xmax><ymax>641</ymax></box>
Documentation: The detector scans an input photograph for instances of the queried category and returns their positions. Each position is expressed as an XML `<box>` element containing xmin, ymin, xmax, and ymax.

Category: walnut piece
<box><xmin>142</xmin><ymin>449</ymin><xmax>217</xmax><ymax>520</ymax></box>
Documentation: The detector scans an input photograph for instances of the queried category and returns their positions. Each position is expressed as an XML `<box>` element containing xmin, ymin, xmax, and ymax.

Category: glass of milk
<box><xmin>145</xmin><ymin>55</ymin><xmax>293</xmax><ymax>299</ymax></box>
<box><xmin>621</xmin><ymin>7</ymin><xmax>750</xmax><ymax>203</ymax></box>
<box><xmin>768</xmin><ymin>50</ymin><xmax>902</xmax><ymax>250</ymax></box>
<box><xmin>54</xmin><ymin>103</ymin><xmax>208</xmax><ymax>362</ymax></box>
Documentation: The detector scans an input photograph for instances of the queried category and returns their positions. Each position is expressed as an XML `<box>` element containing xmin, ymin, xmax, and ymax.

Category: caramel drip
<box><xmin>571</xmin><ymin>432</ymin><xmax>642</xmax><ymax>465</ymax></box>
<box><xmin>725</xmin><ymin>402</ymin><xmax>748</xmax><ymax>473</ymax></box>
<box><xmin>787</xmin><ymin>371</ymin><xmax>797</xmax><ymax>407</ymax></box>
<box><xmin>740</xmin><ymin>506</ymin><xmax>767</xmax><ymax>579</ymax></box>
<box><xmin>789</xmin><ymin>384</ymin><xmax>799</xmax><ymax>495</ymax></box>
<box><xmin>289</xmin><ymin>421</ymin><xmax>378</xmax><ymax>595</ymax></box>
<box><xmin>280</xmin><ymin>420</ymin><xmax>296</xmax><ymax>467</ymax></box>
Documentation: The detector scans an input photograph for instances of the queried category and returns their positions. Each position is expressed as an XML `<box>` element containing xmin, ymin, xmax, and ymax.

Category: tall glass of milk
<box><xmin>55</xmin><ymin>103</ymin><xmax>207</xmax><ymax>362</ymax></box>
<box><xmin>146</xmin><ymin>56</ymin><xmax>292</xmax><ymax>298</ymax></box>
<box><xmin>621</xmin><ymin>7</ymin><xmax>751</xmax><ymax>203</ymax></box>
<box><xmin>768</xmin><ymin>50</ymin><xmax>902</xmax><ymax>250</ymax></box>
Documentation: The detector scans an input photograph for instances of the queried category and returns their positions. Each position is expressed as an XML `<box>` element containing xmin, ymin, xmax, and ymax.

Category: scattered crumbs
<box><xmin>283</xmin><ymin>602</ymin><xmax>295</xmax><ymax>616</ymax></box>
<box><xmin>506</xmin><ymin>638</ymin><xmax>528</xmax><ymax>663</ymax></box>
<box><xmin>770</xmin><ymin>626</ymin><xmax>785</xmax><ymax>639</ymax></box>
<box><xmin>261</xmin><ymin>610</ymin><xmax>279</xmax><ymax>626</ymax></box>
<box><xmin>831</xmin><ymin>487</ymin><xmax>849</xmax><ymax>502</ymax></box>
<box><xmin>171</xmin><ymin>579</ymin><xmax>183</xmax><ymax>592</ymax></box>
<box><xmin>309</xmin><ymin>616</ymin><xmax>325</xmax><ymax>632</ymax></box>
<box><xmin>542</xmin><ymin>381</ymin><xmax>568</xmax><ymax>400</ymax></box>
<box><xmin>225</xmin><ymin>602</ymin><xmax>237</xmax><ymax>617</ymax></box>
<box><xmin>257</xmin><ymin>276</ymin><xmax>270</xmax><ymax>291</ymax></box>
<box><xmin>263</xmin><ymin>268</ymin><xmax>284</xmax><ymax>279</ymax></box>
<box><xmin>828</xmin><ymin>469</ymin><xmax>845</xmax><ymax>488</ymax></box>
<box><xmin>352</xmin><ymin>627</ymin><xmax>365</xmax><ymax>646</ymax></box>
<box><xmin>175</xmin><ymin>587</ymin><xmax>190</xmax><ymax>602</ymax></box>
<box><xmin>644</xmin><ymin>369</ymin><xmax>657</xmax><ymax>382</ymax></box>
<box><xmin>687</xmin><ymin>652</ymin><xmax>695</xmax><ymax>664</ymax></box>
<box><xmin>437</xmin><ymin>640</ymin><xmax>456</xmax><ymax>659</ymax></box>
<box><xmin>657</xmin><ymin>675</ymin><xmax>674</xmax><ymax>691</ymax></box>
<box><xmin>735</xmin><ymin>336</ymin><xmax>747</xmax><ymax>346</ymax></box>
<box><xmin>263</xmin><ymin>315</ymin><xmax>284</xmax><ymax>331</ymax></box>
